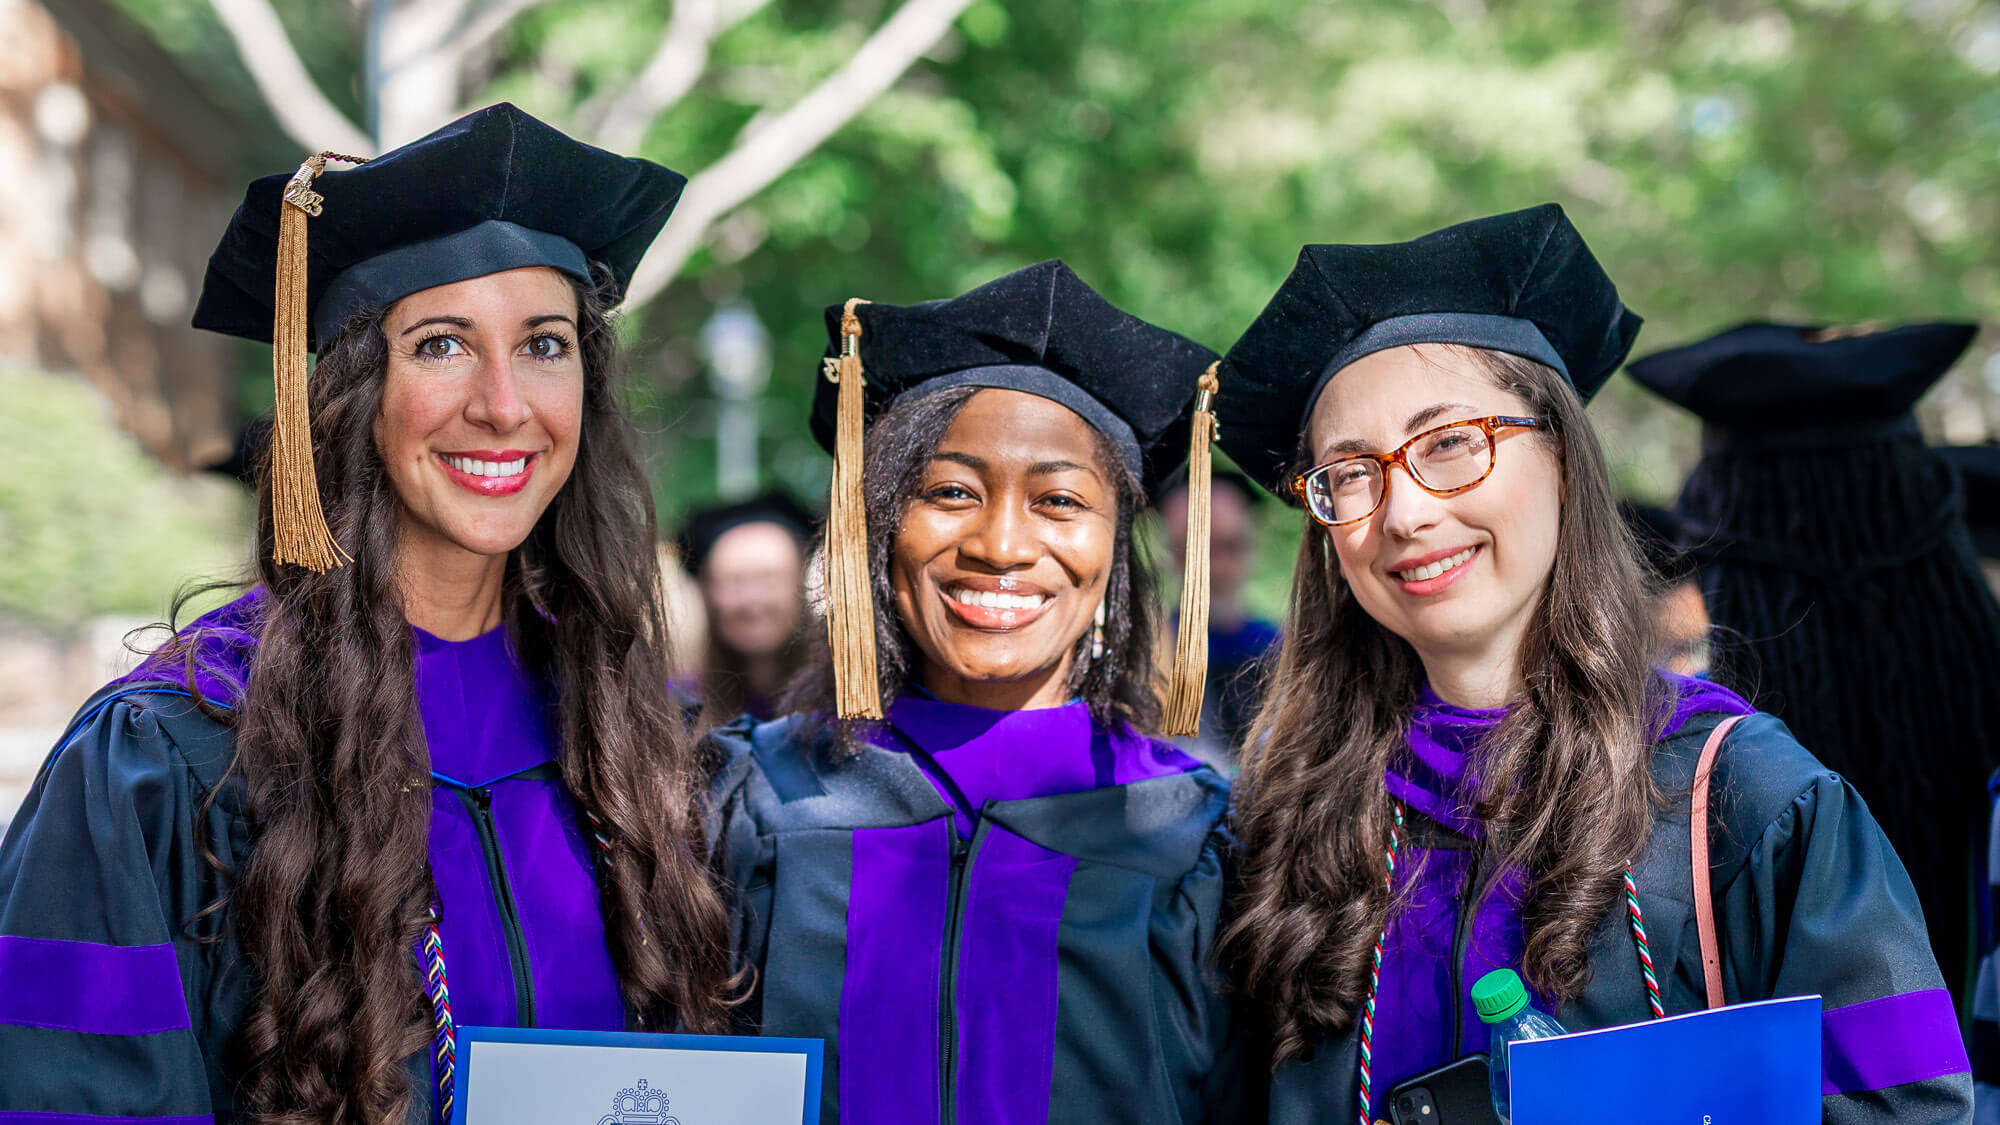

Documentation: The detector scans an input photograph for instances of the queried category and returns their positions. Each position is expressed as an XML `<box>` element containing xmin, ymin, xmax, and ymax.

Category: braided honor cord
<box><xmin>423</xmin><ymin>905</ymin><xmax>456</xmax><ymax>1123</ymax></box>
<box><xmin>1622</xmin><ymin>865</ymin><xmax>1666</xmax><ymax>1019</ymax></box>
<box><xmin>1356</xmin><ymin>798</ymin><xmax>1407</xmax><ymax>1125</ymax></box>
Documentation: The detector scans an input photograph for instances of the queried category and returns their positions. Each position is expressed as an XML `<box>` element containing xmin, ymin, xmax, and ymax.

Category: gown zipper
<box><xmin>1449</xmin><ymin>845</ymin><xmax>1486</xmax><ymax>1057</ymax></box>
<box><xmin>456</xmin><ymin>785</ymin><xmax>537</xmax><ymax>1027</ymax></box>
<box><xmin>938</xmin><ymin>818</ymin><xmax>987</xmax><ymax>1125</ymax></box>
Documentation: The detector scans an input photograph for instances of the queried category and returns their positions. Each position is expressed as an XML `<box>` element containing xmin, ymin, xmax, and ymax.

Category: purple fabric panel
<box><xmin>0</xmin><ymin>1104</ymin><xmax>212</xmax><ymax>1112</ymax></box>
<box><xmin>494</xmin><ymin>778</ymin><xmax>623</xmax><ymax>1030</ymax></box>
<box><xmin>121</xmin><ymin>589</ymin><xmax>264</xmax><ymax>706</ymax></box>
<box><xmin>427</xmin><ymin>787</ymin><xmax>516</xmax><ymax>1029</ymax></box>
<box><xmin>841</xmin><ymin>821</ymin><xmax>951</xmax><ymax>1125</ymax></box>
<box><xmin>413</xmin><ymin>625</ymin><xmax>554</xmax><ymax>786</ymax></box>
<box><xmin>1368</xmin><ymin>848</ymin><xmax>1464</xmax><ymax>1091</ymax></box>
<box><xmin>0</xmin><ymin>1115</ymin><xmax>213</xmax><ymax>1124</ymax></box>
<box><xmin>1456</xmin><ymin>867</ymin><xmax>1533</xmax><ymax>1058</ymax></box>
<box><xmin>1820</xmin><ymin>988</ymin><xmax>1970</xmax><ymax>1094</ymax></box>
<box><xmin>954</xmin><ymin>829</ymin><xmax>1078</xmax><ymax>1125</ymax></box>
<box><xmin>887</xmin><ymin>697</ymin><xmax>1201</xmax><ymax>837</ymax></box>
<box><xmin>1656</xmin><ymin>671</ymin><xmax>1755</xmax><ymax>739</ymax></box>
<box><xmin>0</xmin><ymin>936</ymin><xmax>189</xmax><ymax>1035</ymax></box>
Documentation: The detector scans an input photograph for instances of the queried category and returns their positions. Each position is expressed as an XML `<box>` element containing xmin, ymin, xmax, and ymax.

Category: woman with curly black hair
<box><xmin>710</xmin><ymin>261</ymin><xmax>1240</xmax><ymax>1124</ymax></box>
<box><xmin>0</xmin><ymin>105</ymin><xmax>732</xmax><ymax>1124</ymax></box>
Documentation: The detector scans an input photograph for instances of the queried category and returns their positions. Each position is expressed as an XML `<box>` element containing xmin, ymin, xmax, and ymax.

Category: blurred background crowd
<box><xmin>3</xmin><ymin>0</ymin><xmax>1999</xmax><ymax>826</ymax></box>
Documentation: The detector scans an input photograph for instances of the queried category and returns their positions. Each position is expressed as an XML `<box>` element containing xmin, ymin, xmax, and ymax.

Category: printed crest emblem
<box><xmin>595</xmin><ymin>1078</ymin><xmax>683</xmax><ymax>1125</ymax></box>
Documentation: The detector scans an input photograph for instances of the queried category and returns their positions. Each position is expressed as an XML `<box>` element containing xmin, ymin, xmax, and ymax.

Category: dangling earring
<box><xmin>1091</xmin><ymin>600</ymin><xmax>1107</xmax><ymax>661</ymax></box>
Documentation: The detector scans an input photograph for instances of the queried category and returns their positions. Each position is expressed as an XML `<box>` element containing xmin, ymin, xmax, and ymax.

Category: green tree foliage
<box><xmin>108</xmin><ymin>0</ymin><xmax>2000</xmax><ymax>618</ymax></box>
<box><xmin>0</xmin><ymin>370</ymin><xmax>248</xmax><ymax>634</ymax></box>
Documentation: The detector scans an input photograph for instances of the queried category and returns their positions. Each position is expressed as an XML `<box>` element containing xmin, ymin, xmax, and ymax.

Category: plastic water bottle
<box><xmin>1472</xmin><ymin>968</ymin><xmax>1568</xmax><ymax>1125</ymax></box>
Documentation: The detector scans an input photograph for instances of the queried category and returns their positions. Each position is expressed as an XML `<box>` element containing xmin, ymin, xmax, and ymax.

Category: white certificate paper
<box><xmin>451</xmin><ymin>1027</ymin><xmax>823</xmax><ymax>1125</ymax></box>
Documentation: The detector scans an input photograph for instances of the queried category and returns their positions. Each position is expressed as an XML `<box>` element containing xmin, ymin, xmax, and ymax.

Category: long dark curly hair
<box><xmin>1221</xmin><ymin>349</ymin><xmax>1673</xmax><ymax>1065</ymax></box>
<box><xmin>165</xmin><ymin>267</ymin><xmax>732</xmax><ymax>1123</ymax></box>
<box><xmin>782</xmin><ymin>386</ymin><xmax>1163</xmax><ymax>749</ymax></box>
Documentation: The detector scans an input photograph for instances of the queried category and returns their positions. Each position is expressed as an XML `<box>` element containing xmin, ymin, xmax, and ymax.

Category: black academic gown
<box><xmin>0</xmin><ymin>681</ymin><xmax>434</xmax><ymax>1124</ymax></box>
<box><xmin>709</xmin><ymin>698</ymin><xmax>1242</xmax><ymax>1124</ymax></box>
<box><xmin>1259</xmin><ymin>711</ymin><xmax>1972</xmax><ymax>1124</ymax></box>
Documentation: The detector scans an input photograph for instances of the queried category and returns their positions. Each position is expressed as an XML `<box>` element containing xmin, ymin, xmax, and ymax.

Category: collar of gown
<box><xmin>412</xmin><ymin>623</ymin><xmax>556</xmax><ymax>787</ymax></box>
<box><xmin>884</xmin><ymin>694</ymin><xmax>1200</xmax><ymax>824</ymax></box>
<box><xmin>1385</xmin><ymin>671</ymin><xmax>1754</xmax><ymax>839</ymax></box>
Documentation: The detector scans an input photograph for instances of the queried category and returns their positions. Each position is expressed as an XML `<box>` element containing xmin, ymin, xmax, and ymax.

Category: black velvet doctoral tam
<box><xmin>1217</xmin><ymin>203</ymin><xmax>1641</xmax><ymax>496</ymax></box>
<box><xmin>808</xmin><ymin>260</ymin><xmax>1219</xmax><ymax>493</ymax></box>
<box><xmin>191</xmin><ymin>102</ymin><xmax>686</xmax><ymax>350</ymax></box>
<box><xmin>1626</xmin><ymin>320</ymin><xmax>1978</xmax><ymax>440</ymax></box>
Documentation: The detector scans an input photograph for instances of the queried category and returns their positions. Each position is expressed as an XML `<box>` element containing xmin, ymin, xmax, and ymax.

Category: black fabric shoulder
<box><xmin>1654</xmin><ymin>710</ymin><xmax>1843</xmax><ymax>886</ymax></box>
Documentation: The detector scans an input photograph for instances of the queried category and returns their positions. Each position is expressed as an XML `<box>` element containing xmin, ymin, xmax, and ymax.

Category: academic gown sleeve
<box><xmin>1711</xmin><ymin>714</ymin><xmax>1973</xmax><ymax>1124</ymax></box>
<box><xmin>1153</xmin><ymin>814</ymin><xmax>1247</xmax><ymax>1123</ymax></box>
<box><xmin>0</xmin><ymin>686</ymin><xmax>252</xmax><ymax>1123</ymax></box>
<box><xmin>706</xmin><ymin>713</ymin><xmax>779</xmax><ymax>1031</ymax></box>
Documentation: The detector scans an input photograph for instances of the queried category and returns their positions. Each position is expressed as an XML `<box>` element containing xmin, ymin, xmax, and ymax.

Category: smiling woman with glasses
<box><xmin>1211</xmin><ymin>205</ymin><xmax>1968</xmax><ymax>1124</ymax></box>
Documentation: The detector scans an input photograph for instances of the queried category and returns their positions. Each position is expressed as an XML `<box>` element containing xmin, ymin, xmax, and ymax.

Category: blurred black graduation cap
<box><xmin>1627</xmin><ymin>321</ymin><xmax>1977</xmax><ymax>444</ymax></box>
<box><xmin>675</xmin><ymin>491</ymin><xmax>819</xmax><ymax>577</ymax></box>
<box><xmin>194</xmin><ymin>102</ymin><xmax>684</xmax><ymax>351</ymax></box>
<box><xmin>1938</xmin><ymin>445</ymin><xmax>2000</xmax><ymax>559</ymax></box>
<box><xmin>810</xmin><ymin>259</ymin><xmax>1222</xmax><ymax>729</ymax></box>
<box><xmin>1217</xmin><ymin>203</ymin><xmax>1642</xmax><ymax>496</ymax></box>
<box><xmin>189</xmin><ymin>103</ymin><xmax>686</xmax><ymax>573</ymax></box>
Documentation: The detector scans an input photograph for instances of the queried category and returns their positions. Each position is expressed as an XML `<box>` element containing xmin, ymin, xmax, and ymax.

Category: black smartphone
<box><xmin>1387</xmin><ymin>1055</ymin><xmax>1498</xmax><ymax>1125</ymax></box>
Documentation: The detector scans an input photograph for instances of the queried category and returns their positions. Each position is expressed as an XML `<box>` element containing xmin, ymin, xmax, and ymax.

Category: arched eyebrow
<box><xmin>524</xmin><ymin>314</ymin><xmax>576</xmax><ymax>329</ymax></box>
<box><xmin>932</xmin><ymin>451</ymin><xmax>985</xmax><ymax>471</ymax></box>
<box><xmin>1321</xmin><ymin>401</ymin><xmax>1476</xmax><ymax>457</ymax></box>
<box><xmin>1029</xmin><ymin>459</ymin><xmax>1100</xmax><ymax>481</ymax></box>
<box><xmin>401</xmin><ymin>315</ymin><xmax>472</xmax><ymax>337</ymax></box>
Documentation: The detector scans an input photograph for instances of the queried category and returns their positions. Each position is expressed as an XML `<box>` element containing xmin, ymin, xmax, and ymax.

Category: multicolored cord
<box><xmin>1356</xmin><ymin>798</ymin><xmax>1406</xmax><ymax>1125</ymax></box>
<box><xmin>1622</xmin><ymin>865</ymin><xmax>1666</xmax><ymax>1019</ymax></box>
<box><xmin>1356</xmin><ymin>821</ymin><xmax>1672</xmax><ymax>1122</ymax></box>
<box><xmin>423</xmin><ymin>904</ymin><xmax>456</xmax><ymax>1124</ymax></box>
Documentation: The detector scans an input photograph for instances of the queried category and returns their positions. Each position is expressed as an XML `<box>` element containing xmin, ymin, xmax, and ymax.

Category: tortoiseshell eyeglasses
<box><xmin>1292</xmin><ymin>415</ymin><xmax>1543</xmax><ymax>527</ymax></box>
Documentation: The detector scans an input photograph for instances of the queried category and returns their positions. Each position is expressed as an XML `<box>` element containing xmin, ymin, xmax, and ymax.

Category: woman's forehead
<box><xmin>934</xmin><ymin>388</ymin><xmax>1109</xmax><ymax>472</ymax></box>
<box><xmin>1307</xmin><ymin>346</ymin><xmax>1521</xmax><ymax>453</ymax></box>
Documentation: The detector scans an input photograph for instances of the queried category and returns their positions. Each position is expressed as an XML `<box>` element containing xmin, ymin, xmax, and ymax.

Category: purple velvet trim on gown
<box><xmin>0</xmin><ymin>936</ymin><xmax>190</xmax><ymax>1035</ymax></box>
<box><xmin>1821</xmin><ymin>988</ymin><xmax>1969</xmax><ymax>1094</ymax></box>
<box><xmin>833</xmin><ymin>696</ymin><xmax>1201</xmax><ymax>1124</ymax></box>
<box><xmin>1371</xmin><ymin>671</ymin><xmax>1755</xmax><ymax>1091</ymax></box>
<box><xmin>412</xmin><ymin>624</ymin><xmax>623</xmax><ymax>1034</ymax></box>
<box><xmin>123</xmin><ymin>593</ymin><xmax>622</xmax><ymax>1047</ymax></box>
<box><xmin>841</xmin><ymin>822</ymin><xmax>951</xmax><ymax>1125</ymax></box>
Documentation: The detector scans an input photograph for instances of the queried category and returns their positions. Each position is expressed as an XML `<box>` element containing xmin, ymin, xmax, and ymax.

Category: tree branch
<box><xmin>591</xmin><ymin>0</ymin><xmax>774</xmax><ymax>152</ymax></box>
<box><xmin>208</xmin><ymin>0</ymin><xmax>376</xmax><ymax>157</ymax></box>
<box><xmin>622</xmin><ymin>0</ymin><xmax>976</xmax><ymax>306</ymax></box>
<box><xmin>446</xmin><ymin>0</ymin><xmax>555</xmax><ymax>65</ymax></box>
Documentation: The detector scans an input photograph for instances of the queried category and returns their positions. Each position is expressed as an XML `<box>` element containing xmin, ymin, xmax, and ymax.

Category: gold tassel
<box><xmin>270</xmin><ymin>153</ymin><xmax>352</xmax><ymax>573</ymax></box>
<box><xmin>824</xmin><ymin>298</ymin><xmax>882</xmax><ymax>719</ymax></box>
<box><xmin>1162</xmin><ymin>363</ymin><xmax>1221</xmax><ymax>737</ymax></box>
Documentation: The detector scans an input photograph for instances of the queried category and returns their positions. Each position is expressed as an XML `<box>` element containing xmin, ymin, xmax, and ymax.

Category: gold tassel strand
<box><xmin>823</xmin><ymin>298</ymin><xmax>882</xmax><ymax>719</ymax></box>
<box><xmin>1162</xmin><ymin>363</ymin><xmax>1221</xmax><ymax>737</ymax></box>
<box><xmin>270</xmin><ymin>153</ymin><xmax>354</xmax><ymax>573</ymax></box>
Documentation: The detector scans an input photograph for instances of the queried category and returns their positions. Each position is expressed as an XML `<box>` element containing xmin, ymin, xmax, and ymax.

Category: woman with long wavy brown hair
<box><xmin>1214</xmin><ymin>205</ymin><xmax>1969</xmax><ymax>1123</ymax></box>
<box><xmin>0</xmin><ymin>105</ymin><xmax>730</xmax><ymax>1124</ymax></box>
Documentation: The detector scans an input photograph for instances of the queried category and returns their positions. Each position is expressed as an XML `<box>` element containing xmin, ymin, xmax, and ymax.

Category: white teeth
<box><xmin>1395</xmin><ymin>547</ymin><xmax>1476</xmax><ymax>582</ymax></box>
<box><xmin>950</xmin><ymin>588</ymin><xmax>1046</xmax><ymax>611</ymax></box>
<box><xmin>445</xmin><ymin>455</ymin><xmax>527</xmax><ymax>477</ymax></box>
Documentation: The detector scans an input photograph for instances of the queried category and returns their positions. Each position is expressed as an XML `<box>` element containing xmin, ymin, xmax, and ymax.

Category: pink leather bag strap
<box><xmin>1690</xmin><ymin>714</ymin><xmax>1747</xmax><ymax>1009</ymax></box>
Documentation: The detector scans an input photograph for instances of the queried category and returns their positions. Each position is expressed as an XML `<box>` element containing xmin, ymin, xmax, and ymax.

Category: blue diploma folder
<box><xmin>1508</xmin><ymin>995</ymin><xmax>1820</xmax><ymax>1124</ymax></box>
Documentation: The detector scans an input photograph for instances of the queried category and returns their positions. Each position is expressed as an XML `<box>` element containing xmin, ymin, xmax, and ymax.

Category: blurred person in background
<box><xmin>675</xmin><ymin>491</ymin><xmax>816</xmax><ymax>730</ymax></box>
<box><xmin>1217</xmin><ymin>207</ymin><xmax>1965</xmax><ymax>1123</ymax></box>
<box><xmin>1156</xmin><ymin>467</ymin><xmax>1279</xmax><ymax>770</ymax></box>
<box><xmin>1618</xmin><ymin>501</ymin><xmax>1712</xmax><ymax>676</ymax></box>
<box><xmin>710</xmin><ymin>262</ymin><xmax>1241</xmax><ymax>1123</ymax></box>
<box><xmin>0</xmin><ymin>106</ymin><xmax>733</xmax><ymax>1123</ymax></box>
<box><xmin>1630</xmin><ymin>322</ymin><xmax>2000</xmax><ymax>1003</ymax></box>
<box><xmin>1947</xmin><ymin>443</ymin><xmax>2000</xmax><ymax>1120</ymax></box>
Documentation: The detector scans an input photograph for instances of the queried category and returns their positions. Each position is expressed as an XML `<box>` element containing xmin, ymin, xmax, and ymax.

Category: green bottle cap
<box><xmin>1471</xmin><ymin>968</ymin><xmax>1530</xmax><ymax>1023</ymax></box>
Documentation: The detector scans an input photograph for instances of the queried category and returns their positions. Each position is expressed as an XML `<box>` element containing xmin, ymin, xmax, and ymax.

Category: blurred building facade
<box><xmin>0</xmin><ymin>0</ymin><xmax>242</xmax><ymax>470</ymax></box>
